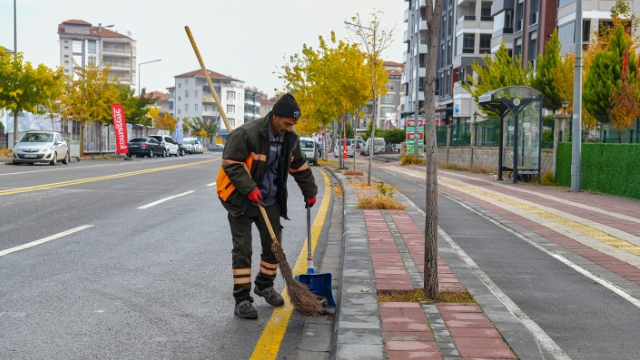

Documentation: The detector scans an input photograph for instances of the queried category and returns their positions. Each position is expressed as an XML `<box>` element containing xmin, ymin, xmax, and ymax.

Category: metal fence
<box><xmin>474</xmin><ymin>119</ymin><xmax>499</xmax><ymax>147</ymax></box>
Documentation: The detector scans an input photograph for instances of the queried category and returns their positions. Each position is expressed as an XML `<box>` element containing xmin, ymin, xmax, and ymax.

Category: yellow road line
<box><xmin>0</xmin><ymin>159</ymin><xmax>218</xmax><ymax>197</ymax></box>
<box><xmin>386</xmin><ymin>166</ymin><xmax>640</xmax><ymax>260</ymax></box>
<box><xmin>250</xmin><ymin>168</ymin><xmax>331</xmax><ymax>360</ymax></box>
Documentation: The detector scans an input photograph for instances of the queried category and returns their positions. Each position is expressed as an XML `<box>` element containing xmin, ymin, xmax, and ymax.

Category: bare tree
<box><xmin>345</xmin><ymin>10</ymin><xmax>394</xmax><ymax>185</ymax></box>
<box><xmin>423</xmin><ymin>0</ymin><xmax>443</xmax><ymax>298</ymax></box>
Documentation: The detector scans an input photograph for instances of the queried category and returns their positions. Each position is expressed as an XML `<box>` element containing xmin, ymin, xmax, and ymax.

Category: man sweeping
<box><xmin>216</xmin><ymin>93</ymin><xmax>318</xmax><ymax>319</ymax></box>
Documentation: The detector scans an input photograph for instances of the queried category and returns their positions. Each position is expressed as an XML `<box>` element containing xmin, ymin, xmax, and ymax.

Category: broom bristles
<box><xmin>272</xmin><ymin>243</ymin><xmax>324</xmax><ymax>316</ymax></box>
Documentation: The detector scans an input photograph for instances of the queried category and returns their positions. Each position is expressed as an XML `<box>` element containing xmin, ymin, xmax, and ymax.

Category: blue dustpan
<box><xmin>295</xmin><ymin>207</ymin><xmax>336</xmax><ymax>312</ymax></box>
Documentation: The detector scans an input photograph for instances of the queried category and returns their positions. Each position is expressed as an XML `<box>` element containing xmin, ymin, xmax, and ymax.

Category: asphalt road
<box><xmin>0</xmin><ymin>152</ymin><xmax>328</xmax><ymax>360</ymax></box>
<box><xmin>372</xmin><ymin>167</ymin><xmax>640</xmax><ymax>360</ymax></box>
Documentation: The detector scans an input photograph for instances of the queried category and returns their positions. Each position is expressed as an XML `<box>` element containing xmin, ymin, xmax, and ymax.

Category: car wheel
<box><xmin>149</xmin><ymin>149</ymin><xmax>154</xmax><ymax>158</ymax></box>
<box><xmin>12</xmin><ymin>161</ymin><xmax>20</xmax><ymax>165</ymax></box>
<box><xmin>180</xmin><ymin>149</ymin><xmax>185</xmax><ymax>156</ymax></box>
<box><xmin>62</xmin><ymin>152</ymin><xmax>69</xmax><ymax>165</ymax></box>
<box><xmin>28</xmin><ymin>163</ymin><xmax>34</xmax><ymax>165</ymax></box>
<box><xmin>50</xmin><ymin>152</ymin><xmax>57</xmax><ymax>166</ymax></box>
<box><xmin>174</xmin><ymin>148</ymin><xmax>179</xmax><ymax>157</ymax></box>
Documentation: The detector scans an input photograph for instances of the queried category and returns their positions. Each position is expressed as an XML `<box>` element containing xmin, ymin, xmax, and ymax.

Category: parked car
<box><xmin>333</xmin><ymin>139</ymin><xmax>355</xmax><ymax>158</ymax></box>
<box><xmin>208</xmin><ymin>144</ymin><xmax>224</xmax><ymax>152</ymax></box>
<box><xmin>299</xmin><ymin>137</ymin><xmax>319</xmax><ymax>166</ymax></box>
<box><xmin>127</xmin><ymin>137</ymin><xmax>165</xmax><ymax>158</ymax></box>
<box><xmin>12</xmin><ymin>131</ymin><xmax>69</xmax><ymax>165</ymax></box>
<box><xmin>177</xmin><ymin>144</ymin><xmax>186</xmax><ymax>156</ymax></box>
<box><xmin>363</xmin><ymin>137</ymin><xmax>386</xmax><ymax>156</ymax></box>
<box><xmin>182</xmin><ymin>137</ymin><xmax>202</xmax><ymax>154</ymax></box>
<box><xmin>148</xmin><ymin>135</ymin><xmax>180</xmax><ymax>157</ymax></box>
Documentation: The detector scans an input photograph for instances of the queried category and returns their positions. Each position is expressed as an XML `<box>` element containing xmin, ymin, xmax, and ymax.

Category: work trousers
<box><xmin>228</xmin><ymin>202</ymin><xmax>282</xmax><ymax>303</ymax></box>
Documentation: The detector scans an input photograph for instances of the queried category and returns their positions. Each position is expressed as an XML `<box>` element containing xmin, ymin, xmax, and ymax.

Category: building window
<box><xmin>227</xmin><ymin>105</ymin><xmax>235</xmax><ymax>114</ymax></box>
<box><xmin>178</xmin><ymin>82</ymin><xmax>181</xmax><ymax>88</ymax></box>
<box><xmin>178</xmin><ymin>96</ymin><xmax>181</xmax><ymax>101</ymax></box>
<box><xmin>386</xmin><ymin>83</ymin><xmax>395</xmax><ymax>91</ymax></box>
<box><xmin>514</xmin><ymin>37</ymin><xmax>522</xmax><ymax>58</ymax></box>
<box><xmin>479</xmin><ymin>34</ymin><xmax>491</xmax><ymax>53</ymax></box>
<box><xmin>227</xmin><ymin>91</ymin><xmax>236</xmax><ymax>100</ymax></box>
<box><xmin>194</xmin><ymin>104</ymin><xmax>198</xmax><ymax>111</ymax></box>
<box><xmin>559</xmin><ymin>22</ymin><xmax>575</xmax><ymax>53</ymax></box>
<box><xmin>382</xmin><ymin>94</ymin><xmax>394</xmax><ymax>103</ymax></box>
<box><xmin>185</xmin><ymin>90</ymin><xmax>189</xmax><ymax>98</ymax></box>
<box><xmin>87</xmin><ymin>56</ymin><xmax>96</xmax><ymax>66</ymax></box>
<box><xmin>481</xmin><ymin>5</ymin><xmax>492</xmax><ymax>21</ymax></box>
<box><xmin>72</xmin><ymin>40</ymin><xmax>82</xmax><ymax>53</ymax></box>
<box><xmin>515</xmin><ymin>2</ymin><xmax>523</xmax><ymax>31</ymax></box>
<box><xmin>195</xmin><ymin>90</ymin><xmax>199</xmax><ymax>98</ymax></box>
<box><xmin>185</xmin><ymin>104</ymin><xmax>189</xmax><ymax>111</ymax></box>
<box><xmin>457</xmin><ymin>34</ymin><xmax>477</xmax><ymax>55</ymax></box>
<box><xmin>185</xmin><ymin>79</ymin><xmax>189</xmax><ymax>84</ymax></box>
<box><xmin>178</xmin><ymin>109</ymin><xmax>181</xmax><ymax>115</ymax></box>
<box><xmin>87</xmin><ymin>40</ymin><xmax>96</xmax><ymax>53</ymax></box>
<box><xmin>529</xmin><ymin>0</ymin><xmax>539</xmax><ymax>25</ymax></box>
<box><xmin>228</xmin><ymin>118</ymin><xmax>236</xmax><ymax>127</ymax></box>
<box><xmin>559</xmin><ymin>0</ymin><xmax>574</xmax><ymax>7</ymax></box>
<box><xmin>528</xmin><ymin>31</ymin><xmax>538</xmax><ymax>64</ymax></box>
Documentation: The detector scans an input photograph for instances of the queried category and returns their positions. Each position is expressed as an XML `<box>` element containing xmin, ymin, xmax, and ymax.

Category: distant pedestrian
<box><xmin>216</xmin><ymin>93</ymin><xmax>318</xmax><ymax>319</ymax></box>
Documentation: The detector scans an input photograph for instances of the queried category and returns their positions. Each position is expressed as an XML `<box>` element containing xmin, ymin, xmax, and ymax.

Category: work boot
<box><xmin>234</xmin><ymin>299</ymin><xmax>258</xmax><ymax>319</ymax></box>
<box><xmin>254</xmin><ymin>286</ymin><xmax>285</xmax><ymax>307</ymax></box>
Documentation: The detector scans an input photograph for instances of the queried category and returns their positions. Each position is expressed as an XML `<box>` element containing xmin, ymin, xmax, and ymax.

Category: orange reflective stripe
<box><xmin>233</xmin><ymin>277</ymin><xmax>252</xmax><ymax>284</ymax></box>
<box><xmin>251</xmin><ymin>152</ymin><xmax>267</xmax><ymax>162</ymax></box>
<box><xmin>260</xmin><ymin>260</ymin><xmax>278</xmax><ymax>270</ymax></box>
<box><xmin>233</xmin><ymin>268</ymin><xmax>252</xmax><ymax>275</ymax></box>
<box><xmin>217</xmin><ymin>153</ymin><xmax>256</xmax><ymax>201</ymax></box>
<box><xmin>260</xmin><ymin>267</ymin><xmax>277</xmax><ymax>276</ymax></box>
<box><xmin>289</xmin><ymin>161</ymin><xmax>309</xmax><ymax>173</ymax></box>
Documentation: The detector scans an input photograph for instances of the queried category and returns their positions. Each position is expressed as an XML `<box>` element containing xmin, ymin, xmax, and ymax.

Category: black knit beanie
<box><xmin>272</xmin><ymin>93</ymin><xmax>301</xmax><ymax>119</ymax></box>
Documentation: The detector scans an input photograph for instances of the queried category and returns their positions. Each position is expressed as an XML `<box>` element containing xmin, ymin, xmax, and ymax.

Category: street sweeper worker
<box><xmin>216</xmin><ymin>93</ymin><xmax>318</xmax><ymax>319</ymax></box>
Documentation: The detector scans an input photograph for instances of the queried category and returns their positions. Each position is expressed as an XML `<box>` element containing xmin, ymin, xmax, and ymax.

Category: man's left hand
<box><xmin>305</xmin><ymin>196</ymin><xmax>317</xmax><ymax>208</ymax></box>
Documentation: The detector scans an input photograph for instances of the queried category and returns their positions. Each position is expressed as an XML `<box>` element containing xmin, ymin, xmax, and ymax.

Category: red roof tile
<box><xmin>62</xmin><ymin>19</ymin><xmax>92</xmax><ymax>25</ymax></box>
<box><xmin>174</xmin><ymin>69</ymin><xmax>239</xmax><ymax>81</ymax></box>
<box><xmin>260</xmin><ymin>99</ymin><xmax>276</xmax><ymax>105</ymax></box>
<box><xmin>147</xmin><ymin>91</ymin><xmax>169</xmax><ymax>101</ymax></box>
<box><xmin>384</xmin><ymin>61</ymin><xmax>403</xmax><ymax>66</ymax></box>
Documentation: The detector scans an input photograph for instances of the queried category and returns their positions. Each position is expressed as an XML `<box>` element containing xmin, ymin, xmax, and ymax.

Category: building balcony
<box><xmin>202</xmin><ymin>97</ymin><xmax>216</xmax><ymax>105</ymax></box>
<box><xmin>202</xmin><ymin>110</ymin><xmax>220</xmax><ymax>117</ymax></box>
<box><xmin>103</xmin><ymin>62</ymin><xmax>131</xmax><ymax>70</ymax></box>
<box><xmin>418</xmin><ymin>0</ymin><xmax>426</xmax><ymax>7</ymax></box>
<box><xmin>403</xmin><ymin>30</ymin><xmax>410</xmax><ymax>43</ymax></box>
<box><xmin>102</xmin><ymin>47</ymin><xmax>132</xmax><ymax>56</ymax></box>
<box><xmin>404</xmin><ymin>8</ymin><xmax>409</xmax><ymax>22</ymax></box>
<box><xmin>418</xmin><ymin>44</ymin><xmax>427</xmax><ymax>54</ymax></box>
<box><xmin>457</xmin><ymin>15</ymin><xmax>476</xmax><ymax>24</ymax></box>
<box><xmin>401</xmin><ymin>72</ymin><xmax>408</xmax><ymax>84</ymax></box>
<box><xmin>419</xmin><ymin>20</ymin><xmax>427</xmax><ymax>31</ymax></box>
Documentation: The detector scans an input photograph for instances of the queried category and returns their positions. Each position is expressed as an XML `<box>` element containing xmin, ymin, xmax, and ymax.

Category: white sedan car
<box><xmin>12</xmin><ymin>131</ymin><xmax>70</xmax><ymax>165</ymax></box>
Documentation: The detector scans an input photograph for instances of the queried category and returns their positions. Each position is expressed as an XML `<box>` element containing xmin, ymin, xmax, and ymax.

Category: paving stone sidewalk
<box><xmin>333</xmin><ymin>171</ymin><xmax>523</xmax><ymax>360</ymax></box>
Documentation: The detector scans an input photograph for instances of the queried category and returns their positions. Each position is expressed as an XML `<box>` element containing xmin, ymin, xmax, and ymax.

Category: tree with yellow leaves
<box><xmin>0</xmin><ymin>47</ymin><xmax>65</xmax><ymax>144</ymax></box>
<box><xmin>60</xmin><ymin>63</ymin><xmax>120</xmax><ymax>155</ymax></box>
<box><xmin>147</xmin><ymin>106</ymin><xmax>161</xmax><ymax>128</ymax></box>
<box><xmin>156</xmin><ymin>112</ymin><xmax>177</xmax><ymax>131</ymax></box>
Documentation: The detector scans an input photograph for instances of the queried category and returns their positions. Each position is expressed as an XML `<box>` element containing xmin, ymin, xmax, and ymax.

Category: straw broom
<box><xmin>184</xmin><ymin>26</ymin><xmax>323</xmax><ymax>316</ymax></box>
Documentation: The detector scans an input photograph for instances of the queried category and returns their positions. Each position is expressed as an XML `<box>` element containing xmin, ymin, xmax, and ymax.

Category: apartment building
<box><xmin>260</xmin><ymin>99</ymin><xmax>275</xmax><ymax>117</ymax></box>
<box><xmin>171</xmin><ymin>69</ymin><xmax>245</xmax><ymax>134</ymax></box>
<box><xmin>147</xmin><ymin>91</ymin><xmax>170</xmax><ymax>115</ymax></box>
<box><xmin>58</xmin><ymin>20</ymin><xmax>136</xmax><ymax>88</ymax></box>
<box><xmin>360</xmin><ymin>61</ymin><xmax>404</xmax><ymax>129</ymax></box>
<box><xmin>244</xmin><ymin>89</ymin><xmax>261</xmax><ymax>123</ymax></box>
<box><xmin>557</xmin><ymin>0</ymin><xmax>640</xmax><ymax>54</ymax></box>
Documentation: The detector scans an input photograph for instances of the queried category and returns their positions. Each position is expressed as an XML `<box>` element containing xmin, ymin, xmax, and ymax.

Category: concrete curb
<box><xmin>333</xmin><ymin>171</ymin><xmax>386</xmax><ymax>360</ymax></box>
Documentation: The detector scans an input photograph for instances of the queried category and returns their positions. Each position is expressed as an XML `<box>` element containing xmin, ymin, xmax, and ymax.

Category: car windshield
<box><xmin>149</xmin><ymin>136</ymin><xmax>162</xmax><ymax>141</ymax></box>
<box><xmin>300</xmin><ymin>140</ymin><xmax>315</xmax><ymax>149</ymax></box>
<box><xmin>20</xmin><ymin>133</ymin><xmax>53</xmax><ymax>143</ymax></box>
<box><xmin>130</xmin><ymin>138</ymin><xmax>147</xmax><ymax>142</ymax></box>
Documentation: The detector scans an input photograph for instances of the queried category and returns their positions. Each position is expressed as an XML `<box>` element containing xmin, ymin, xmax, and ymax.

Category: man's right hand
<box><xmin>248</xmin><ymin>188</ymin><xmax>262</xmax><ymax>204</ymax></box>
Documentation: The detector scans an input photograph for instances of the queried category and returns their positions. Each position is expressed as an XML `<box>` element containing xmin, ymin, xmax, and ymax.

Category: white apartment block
<box><xmin>58</xmin><ymin>19</ymin><xmax>136</xmax><ymax>88</ymax></box>
<box><xmin>170</xmin><ymin>69</ymin><xmax>245</xmax><ymax>134</ymax></box>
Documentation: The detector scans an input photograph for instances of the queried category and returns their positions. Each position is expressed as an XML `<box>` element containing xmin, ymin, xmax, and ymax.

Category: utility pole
<box><xmin>13</xmin><ymin>0</ymin><xmax>18</xmax><ymax>147</ymax></box>
<box><xmin>413</xmin><ymin>5</ymin><xmax>420</xmax><ymax>158</ymax></box>
<box><xmin>571</xmin><ymin>0</ymin><xmax>583</xmax><ymax>192</ymax></box>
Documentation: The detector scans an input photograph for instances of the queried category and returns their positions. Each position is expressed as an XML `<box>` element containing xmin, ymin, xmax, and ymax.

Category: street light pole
<box><xmin>138</xmin><ymin>59</ymin><xmax>161</xmax><ymax>96</ymax></box>
<box><xmin>414</xmin><ymin>6</ymin><xmax>420</xmax><ymax>158</ymax></box>
<box><xmin>571</xmin><ymin>0</ymin><xmax>583</xmax><ymax>192</ymax></box>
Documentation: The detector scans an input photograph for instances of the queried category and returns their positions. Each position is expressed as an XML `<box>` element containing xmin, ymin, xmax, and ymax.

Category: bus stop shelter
<box><xmin>478</xmin><ymin>86</ymin><xmax>543</xmax><ymax>183</ymax></box>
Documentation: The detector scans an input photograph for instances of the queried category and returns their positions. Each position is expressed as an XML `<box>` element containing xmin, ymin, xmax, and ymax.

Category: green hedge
<box><xmin>556</xmin><ymin>142</ymin><xmax>640</xmax><ymax>199</ymax></box>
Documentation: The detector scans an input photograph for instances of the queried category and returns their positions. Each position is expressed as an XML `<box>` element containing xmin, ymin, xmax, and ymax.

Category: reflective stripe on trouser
<box><xmin>229</xmin><ymin>202</ymin><xmax>282</xmax><ymax>301</ymax></box>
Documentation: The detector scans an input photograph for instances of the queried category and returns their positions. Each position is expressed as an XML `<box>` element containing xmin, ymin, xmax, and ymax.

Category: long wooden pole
<box><xmin>184</xmin><ymin>26</ymin><xmax>233</xmax><ymax>133</ymax></box>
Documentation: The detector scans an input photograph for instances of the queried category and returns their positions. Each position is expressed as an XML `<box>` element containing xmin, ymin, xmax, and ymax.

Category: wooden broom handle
<box><xmin>243</xmin><ymin>164</ymin><xmax>279</xmax><ymax>245</ymax></box>
<box><xmin>185</xmin><ymin>26</ymin><xmax>233</xmax><ymax>134</ymax></box>
<box><xmin>185</xmin><ymin>27</ymin><xmax>278</xmax><ymax>245</ymax></box>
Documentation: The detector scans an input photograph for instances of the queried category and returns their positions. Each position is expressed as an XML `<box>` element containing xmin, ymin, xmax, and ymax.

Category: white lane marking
<box><xmin>396</xmin><ymin>192</ymin><xmax>570</xmax><ymax>359</ymax></box>
<box><xmin>206</xmin><ymin>182</ymin><xmax>216</xmax><ymax>187</ymax></box>
<box><xmin>137</xmin><ymin>191</ymin><xmax>195</xmax><ymax>209</ymax></box>
<box><xmin>0</xmin><ymin>225</ymin><xmax>94</xmax><ymax>257</ymax></box>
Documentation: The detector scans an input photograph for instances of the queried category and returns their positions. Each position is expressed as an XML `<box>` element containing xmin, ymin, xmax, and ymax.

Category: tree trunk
<box><xmin>423</xmin><ymin>0</ymin><xmax>443</xmax><ymax>299</ymax></box>
<box><xmin>80</xmin><ymin>121</ymin><xmax>85</xmax><ymax>157</ymax></box>
<box><xmin>13</xmin><ymin>111</ymin><xmax>19</xmax><ymax>148</ymax></box>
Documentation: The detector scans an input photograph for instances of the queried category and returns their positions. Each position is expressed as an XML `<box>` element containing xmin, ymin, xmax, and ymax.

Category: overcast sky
<box><xmin>0</xmin><ymin>0</ymin><xmax>405</xmax><ymax>97</ymax></box>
